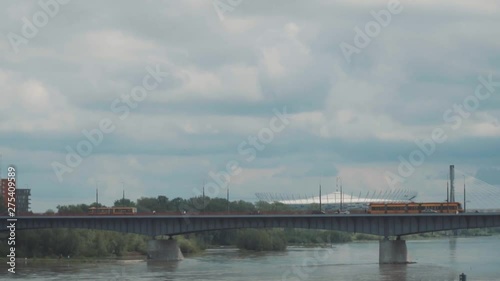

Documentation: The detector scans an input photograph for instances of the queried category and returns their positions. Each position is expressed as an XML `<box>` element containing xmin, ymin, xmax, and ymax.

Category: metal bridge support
<box><xmin>379</xmin><ymin>237</ymin><xmax>408</xmax><ymax>264</ymax></box>
<box><xmin>147</xmin><ymin>237</ymin><xmax>184</xmax><ymax>261</ymax></box>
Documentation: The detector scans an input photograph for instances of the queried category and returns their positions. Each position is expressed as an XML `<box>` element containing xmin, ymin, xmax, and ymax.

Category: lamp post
<box><xmin>463</xmin><ymin>176</ymin><xmax>466</xmax><ymax>213</ymax></box>
<box><xmin>340</xmin><ymin>178</ymin><xmax>343</xmax><ymax>211</ymax></box>
<box><xmin>319</xmin><ymin>184</ymin><xmax>322</xmax><ymax>212</ymax></box>
<box><xmin>226</xmin><ymin>186</ymin><xmax>230</xmax><ymax>213</ymax></box>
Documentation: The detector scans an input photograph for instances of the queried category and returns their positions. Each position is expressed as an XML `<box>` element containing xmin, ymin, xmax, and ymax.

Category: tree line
<box><xmin>0</xmin><ymin>195</ymin><xmax>354</xmax><ymax>258</ymax></box>
<box><xmin>1</xmin><ymin>195</ymin><xmax>499</xmax><ymax>259</ymax></box>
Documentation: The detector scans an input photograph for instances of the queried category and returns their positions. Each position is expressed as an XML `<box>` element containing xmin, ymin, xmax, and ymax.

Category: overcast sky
<box><xmin>1</xmin><ymin>0</ymin><xmax>499</xmax><ymax>212</ymax></box>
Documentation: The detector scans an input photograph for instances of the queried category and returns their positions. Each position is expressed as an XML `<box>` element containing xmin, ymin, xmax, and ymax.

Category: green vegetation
<box><xmin>284</xmin><ymin>229</ymin><xmax>352</xmax><ymax>245</ymax></box>
<box><xmin>352</xmin><ymin>233</ymin><xmax>379</xmax><ymax>241</ymax></box>
<box><xmin>175</xmin><ymin>235</ymin><xmax>206</xmax><ymax>254</ymax></box>
<box><xmin>0</xmin><ymin>228</ymin><xmax>148</xmax><ymax>259</ymax></box>
<box><xmin>236</xmin><ymin>229</ymin><xmax>287</xmax><ymax>251</ymax></box>
<box><xmin>405</xmin><ymin>228</ymin><xmax>500</xmax><ymax>239</ymax></box>
<box><xmin>1</xmin><ymin>195</ymin><xmax>499</xmax><ymax>259</ymax></box>
<box><xmin>459</xmin><ymin>228</ymin><xmax>500</xmax><ymax>236</ymax></box>
<box><xmin>254</xmin><ymin>201</ymin><xmax>291</xmax><ymax>212</ymax></box>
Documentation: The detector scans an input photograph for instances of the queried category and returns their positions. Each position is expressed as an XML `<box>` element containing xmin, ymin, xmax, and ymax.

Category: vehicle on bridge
<box><xmin>88</xmin><ymin>206</ymin><xmax>137</xmax><ymax>215</ymax></box>
<box><xmin>368</xmin><ymin>202</ymin><xmax>463</xmax><ymax>214</ymax></box>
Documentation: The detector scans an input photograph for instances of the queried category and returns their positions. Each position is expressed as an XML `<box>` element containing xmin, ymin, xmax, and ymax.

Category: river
<box><xmin>1</xmin><ymin>236</ymin><xmax>499</xmax><ymax>281</ymax></box>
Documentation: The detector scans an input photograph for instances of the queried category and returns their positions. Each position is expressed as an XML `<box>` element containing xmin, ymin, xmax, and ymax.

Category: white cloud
<box><xmin>0</xmin><ymin>71</ymin><xmax>79</xmax><ymax>133</ymax></box>
<box><xmin>67</xmin><ymin>29</ymin><xmax>159</xmax><ymax>62</ymax></box>
<box><xmin>221</xmin><ymin>17</ymin><xmax>258</xmax><ymax>33</ymax></box>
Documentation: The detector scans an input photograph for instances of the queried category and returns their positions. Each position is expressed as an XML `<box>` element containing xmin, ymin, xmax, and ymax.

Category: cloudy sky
<box><xmin>1</xmin><ymin>0</ymin><xmax>499</xmax><ymax>212</ymax></box>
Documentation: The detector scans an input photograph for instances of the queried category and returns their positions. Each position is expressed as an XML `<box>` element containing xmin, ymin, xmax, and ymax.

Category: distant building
<box><xmin>1</xmin><ymin>179</ymin><xmax>9</xmax><ymax>207</ymax></box>
<box><xmin>1</xmin><ymin>178</ymin><xmax>31</xmax><ymax>213</ymax></box>
<box><xmin>256</xmin><ymin>189</ymin><xmax>418</xmax><ymax>211</ymax></box>
<box><xmin>16</xmin><ymin>189</ymin><xmax>31</xmax><ymax>213</ymax></box>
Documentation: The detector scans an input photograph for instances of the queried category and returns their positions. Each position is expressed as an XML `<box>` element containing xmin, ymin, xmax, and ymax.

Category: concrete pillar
<box><xmin>147</xmin><ymin>238</ymin><xmax>184</xmax><ymax>261</ymax></box>
<box><xmin>379</xmin><ymin>238</ymin><xmax>408</xmax><ymax>264</ymax></box>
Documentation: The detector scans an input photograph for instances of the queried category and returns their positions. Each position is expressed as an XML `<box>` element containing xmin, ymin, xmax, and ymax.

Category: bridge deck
<box><xmin>2</xmin><ymin>213</ymin><xmax>500</xmax><ymax>237</ymax></box>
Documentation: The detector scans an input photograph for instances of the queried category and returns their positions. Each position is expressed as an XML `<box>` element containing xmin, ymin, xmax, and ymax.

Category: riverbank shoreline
<box><xmin>2</xmin><ymin>234</ymin><xmax>497</xmax><ymax>263</ymax></box>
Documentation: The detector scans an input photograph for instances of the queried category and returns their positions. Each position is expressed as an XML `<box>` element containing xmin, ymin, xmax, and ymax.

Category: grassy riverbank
<box><xmin>2</xmin><ymin>228</ymin><xmax>499</xmax><ymax>262</ymax></box>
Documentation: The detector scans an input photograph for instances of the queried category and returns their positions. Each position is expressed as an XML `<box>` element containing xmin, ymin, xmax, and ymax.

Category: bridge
<box><xmin>2</xmin><ymin>213</ymin><xmax>500</xmax><ymax>263</ymax></box>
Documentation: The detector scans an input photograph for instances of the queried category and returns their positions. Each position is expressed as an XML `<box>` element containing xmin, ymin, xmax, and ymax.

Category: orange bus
<box><xmin>88</xmin><ymin>207</ymin><xmax>137</xmax><ymax>215</ymax></box>
<box><xmin>368</xmin><ymin>202</ymin><xmax>463</xmax><ymax>214</ymax></box>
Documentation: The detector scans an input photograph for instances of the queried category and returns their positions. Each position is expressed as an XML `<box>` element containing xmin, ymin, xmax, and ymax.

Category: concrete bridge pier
<box><xmin>379</xmin><ymin>236</ymin><xmax>408</xmax><ymax>264</ymax></box>
<box><xmin>147</xmin><ymin>236</ymin><xmax>184</xmax><ymax>261</ymax></box>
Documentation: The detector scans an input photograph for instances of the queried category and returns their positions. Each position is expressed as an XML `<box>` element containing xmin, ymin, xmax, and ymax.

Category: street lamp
<box><xmin>226</xmin><ymin>186</ymin><xmax>230</xmax><ymax>213</ymax></box>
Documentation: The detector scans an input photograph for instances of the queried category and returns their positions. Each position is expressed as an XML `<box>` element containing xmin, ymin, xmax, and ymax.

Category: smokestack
<box><xmin>450</xmin><ymin>165</ymin><xmax>455</xmax><ymax>202</ymax></box>
<box><xmin>446</xmin><ymin>181</ymin><xmax>449</xmax><ymax>203</ymax></box>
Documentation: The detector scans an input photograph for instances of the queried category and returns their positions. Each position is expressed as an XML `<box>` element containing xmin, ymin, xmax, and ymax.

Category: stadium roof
<box><xmin>256</xmin><ymin>189</ymin><xmax>418</xmax><ymax>205</ymax></box>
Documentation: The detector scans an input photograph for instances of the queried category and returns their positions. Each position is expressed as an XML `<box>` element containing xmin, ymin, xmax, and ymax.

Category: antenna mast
<box><xmin>450</xmin><ymin>165</ymin><xmax>455</xmax><ymax>202</ymax></box>
<box><xmin>319</xmin><ymin>183</ymin><xmax>322</xmax><ymax>212</ymax></box>
<box><xmin>226</xmin><ymin>186</ymin><xmax>230</xmax><ymax>213</ymax></box>
<box><xmin>339</xmin><ymin>177</ymin><xmax>343</xmax><ymax>211</ymax></box>
<box><xmin>463</xmin><ymin>175</ymin><xmax>466</xmax><ymax>212</ymax></box>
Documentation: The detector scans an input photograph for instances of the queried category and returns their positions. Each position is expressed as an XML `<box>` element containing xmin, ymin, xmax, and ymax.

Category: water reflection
<box><xmin>17</xmin><ymin>260</ymin><xmax>99</xmax><ymax>276</ymax></box>
<box><xmin>449</xmin><ymin>238</ymin><xmax>457</xmax><ymax>263</ymax></box>
<box><xmin>1</xmin><ymin>237</ymin><xmax>499</xmax><ymax>281</ymax></box>
<box><xmin>378</xmin><ymin>264</ymin><xmax>407</xmax><ymax>281</ymax></box>
<box><xmin>146</xmin><ymin>260</ymin><xmax>180</xmax><ymax>273</ymax></box>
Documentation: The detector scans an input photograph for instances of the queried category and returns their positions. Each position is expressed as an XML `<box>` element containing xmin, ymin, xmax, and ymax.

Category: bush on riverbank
<box><xmin>284</xmin><ymin>229</ymin><xmax>352</xmax><ymax>245</ymax></box>
<box><xmin>352</xmin><ymin>233</ymin><xmax>379</xmax><ymax>241</ymax></box>
<box><xmin>176</xmin><ymin>235</ymin><xmax>206</xmax><ymax>254</ymax></box>
<box><xmin>0</xmin><ymin>229</ymin><xmax>148</xmax><ymax>258</ymax></box>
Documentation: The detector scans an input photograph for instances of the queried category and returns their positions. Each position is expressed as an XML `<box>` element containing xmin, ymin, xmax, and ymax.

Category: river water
<box><xmin>1</xmin><ymin>236</ymin><xmax>499</xmax><ymax>281</ymax></box>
